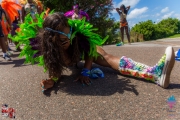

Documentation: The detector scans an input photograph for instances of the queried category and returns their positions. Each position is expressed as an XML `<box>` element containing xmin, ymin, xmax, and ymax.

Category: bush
<box><xmin>131</xmin><ymin>18</ymin><xmax>180</xmax><ymax>40</ymax></box>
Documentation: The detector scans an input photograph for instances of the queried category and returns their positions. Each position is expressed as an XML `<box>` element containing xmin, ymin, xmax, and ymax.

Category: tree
<box><xmin>157</xmin><ymin>18</ymin><xmax>179</xmax><ymax>36</ymax></box>
<box><xmin>105</xmin><ymin>21</ymin><xmax>120</xmax><ymax>44</ymax></box>
<box><xmin>40</xmin><ymin>0</ymin><xmax>114</xmax><ymax>38</ymax></box>
<box><xmin>178</xmin><ymin>20</ymin><xmax>180</xmax><ymax>33</ymax></box>
<box><xmin>131</xmin><ymin>20</ymin><xmax>156</xmax><ymax>40</ymax></box>
<box><xmin>131</xmin><ymin>18</ymin><xmax>180</xmax><ymax>40</ymax></box>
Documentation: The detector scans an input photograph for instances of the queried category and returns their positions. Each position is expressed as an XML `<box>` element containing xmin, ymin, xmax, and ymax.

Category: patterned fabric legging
<box><xmin>118</xmin><ymin>56</ymin><xmax>165</xmax><ymax>82</ymax></box>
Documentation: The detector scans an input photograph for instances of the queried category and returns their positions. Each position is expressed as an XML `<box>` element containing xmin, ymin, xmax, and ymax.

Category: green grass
<box><xmin>167</xmin><ymin>34</ymin><xmax>180</xmax><ymax>38</ymax></box>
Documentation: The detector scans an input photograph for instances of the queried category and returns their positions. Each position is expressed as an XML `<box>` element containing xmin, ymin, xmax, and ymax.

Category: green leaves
<box><xmin>132</xmin><ymin>18</ymin><xmax>180</xmax><ymax>40</ymax></box>
<box><xmin>40</xmin><ymin>0</ymin><xmax>115</xmax><ymax>41</ymax></box>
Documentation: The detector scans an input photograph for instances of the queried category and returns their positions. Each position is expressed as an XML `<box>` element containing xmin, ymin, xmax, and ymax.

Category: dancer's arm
<box><xmin>21</xmin><ymin>7</ymin><xmax>25</xmax><ymax>22</ymax></box>
<box><xmin>126</xmin><ymin>6</ymin><xmax>130</xmax><ymax>12</ymax></box>
<box><xmin>37</xmin><ymin>5</ymin><xmax>42</xmax><ymax>14</ymax></box>
<box><xmin>116</xmin><ymin>8</ymin><xmax>121</xmax><ymax>15</ymax></box>
<box><xmin>75</xmin><ymin>55</ymin><xmax>93</xmax><ymax>85</ymax></box>
<box><xmin>84</xmin><ymin>55</ymin><xmax>93</xmax><ymax>70</ymax></box>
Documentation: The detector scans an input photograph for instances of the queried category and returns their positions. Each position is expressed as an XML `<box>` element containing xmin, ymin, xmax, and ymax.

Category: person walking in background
<box><xmin>21</xmin><ymin>0</ymin><xmax>42</xmax><ymax>22</ymax></box>
<box><xmin>0</xmin><ymin>5</ymin><xmax>11</xmax><ymax>61</ymax></box>
<box><xmin>116</xmin><ymin>4</ymin><xmax>131</xmax><ymax>45</ymax></box>
<box><xmin>10</xmin><ymin>15</ymin><xmax>21</xmax><ymax>52</ymax></box>
<box><xmin>0</xmin><ymin>0</ymin><xmax>22</xmax><ymax>60</ymax></box>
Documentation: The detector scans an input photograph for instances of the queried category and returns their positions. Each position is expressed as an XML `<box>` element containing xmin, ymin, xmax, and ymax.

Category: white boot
<box><xmin>118</xmin><ymin>46</ymin><xmax>175</xmax><ymax>88</ymax></box>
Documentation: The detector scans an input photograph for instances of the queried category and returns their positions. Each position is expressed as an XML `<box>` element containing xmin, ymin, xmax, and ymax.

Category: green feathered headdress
<box><xmin>8</xmin><ymin>12</ymin><xmax>108</xmax><ymax>74</ymax></box>
<box><xmin>68</xmin><ymin>18</ymin><xmax>109</xmax><ymax>59</ymax></box>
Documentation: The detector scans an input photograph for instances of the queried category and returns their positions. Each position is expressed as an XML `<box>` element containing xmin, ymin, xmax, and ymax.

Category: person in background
<box><xmin>0</xmin><ymin>5</ymin><xmax>11</xmax><ymax>61</ymax></box>
<box><xmin>10</xmin><ymin>15</ymin><xmax>21</xmax><ymax>52</ymax></box>
<box><xmin>21</xmin><ymin>0</ymin><xmax>42</xmax><ymax>22</ymax></box>
<box><xmin>116</xmin><ymin>4</ymin><xmax>131</xmax><ymax>45</ymax></box>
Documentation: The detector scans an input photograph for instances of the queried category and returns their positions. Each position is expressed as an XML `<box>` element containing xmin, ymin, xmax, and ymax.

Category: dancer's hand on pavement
<box><xmin>40</xmin><ymin>78</ymin><xmax>55</xmax><ymax>92</ymax></box>
<box><xmin>74</xmin><ymin>75</ymin><xmax>91</xmax><ymax>86</ymax></box>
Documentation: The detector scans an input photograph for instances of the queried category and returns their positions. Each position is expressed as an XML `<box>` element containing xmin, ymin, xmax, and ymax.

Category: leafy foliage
<box><xmin>105</xmin><ymin>21</ymin><xmax>120</xmax><ymax>44</ymax></box>
<box><xmin>131</xmin><ymin>20</ymin><xmax>156</xmax><ymax>40</ymax></box>
<box><xmin>131</xmin><ymin>18</ymin><xmax>180</xmax><ymax>40</ymax></box>
<box><xmin>40</xmin><ymin>0</ymin><xmax>116</xmax><ymax>39</ymax></box>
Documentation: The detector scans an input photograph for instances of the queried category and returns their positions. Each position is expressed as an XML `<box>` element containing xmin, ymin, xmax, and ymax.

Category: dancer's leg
<box><xmin>40</xmin><ymin>46</ymin><xmax>175</xmax><ymax>91</ymax></box>
<box><xmin>94</xmin><ymin>46</ymin><xmax>175</xmax><ymax>88</ymax></box>
<box><xmin>120</xmin><ymin>27</ymin><xmax>124</xmax><ymax>43</ymax></box>
<box><xmin>0</xmin><ymin>37</ymin><xmax>11</xmax><ymax>61</ymax></box>
<box><xmin>4</xmin><ymin>35</ymin><xmax>13</xmax><ymax>56</ymax></box>
<box><xmin>125</xmin><ymin>26</ymin><xmax>130</xmax><ymax>44</ymax></box>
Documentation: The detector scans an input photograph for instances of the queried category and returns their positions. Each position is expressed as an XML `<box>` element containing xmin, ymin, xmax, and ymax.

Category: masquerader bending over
<box><xmin>10</xmin><ymin>12</ymin><xmax>175</xmax><ymax>92</ymax></box>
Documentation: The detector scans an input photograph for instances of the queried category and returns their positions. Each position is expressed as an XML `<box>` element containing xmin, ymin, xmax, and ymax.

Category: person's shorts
<box><xmin>120</xmin><ymin>22</ymin><xmax>128</xmax><ymax>28</ymax></box>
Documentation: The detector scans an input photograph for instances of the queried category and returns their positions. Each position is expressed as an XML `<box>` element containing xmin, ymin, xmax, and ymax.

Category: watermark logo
<box><xmin>165</xmin><ymin>95</ymin><xmax>180</xmax><ymax>119</ymax></box>
<box><xmin>1</xmin><ymin>104</ymin><xmax>15</xmax><ymax>119</ymax></box>
<box><xmin>167</xmin><ymin>95</ymin><xmax>176</xmax><ymax>111</ymax></box>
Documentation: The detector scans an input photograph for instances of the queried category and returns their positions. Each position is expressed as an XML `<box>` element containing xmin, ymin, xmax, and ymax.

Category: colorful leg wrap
<box><xmin>118</xmin><ymin>55</ymin><xmax>166</xmax><ymax>83</ymax></box>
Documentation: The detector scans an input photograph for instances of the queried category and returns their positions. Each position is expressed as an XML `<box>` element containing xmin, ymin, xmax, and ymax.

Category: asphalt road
<box><xmin>0</xmin><ymin>38</ymin><xmax>180</xmax><ymax>120</ymax></box>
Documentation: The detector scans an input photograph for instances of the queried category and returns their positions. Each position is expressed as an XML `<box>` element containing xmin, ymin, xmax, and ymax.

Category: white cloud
<box><xmin>112</xmin><ymin>0</ymin><xmax>140</xmax><ymax>13</ymax></box>
<box><xmin>152</xmin><ymin>13</ymin><xmax>160</xmax><ymax>17</ymax></box>
<box><xmin>175</xmin><ymin>14</ymin><xmax>180</xmax><ymax>20</ymax></box>
<box><xmin>117</xmin><ymin>0</ymin><xmax>140</xmax><ymax>8</ymax></box>
<box><xmin>139</xmin><ymin>15</ymin><xmax>149</xmax><ymax>18</ymax></box>
<box><xmin>127</xmin><ymin>7</ymin><xmax>148</xmax><ymax>19</ymax></box>
<box><xmin>155</xmin><ymin>19</ymin><xmax>161</xmax><ymax>24</ymax></box>
<box><xmin>128</xmin><ymin>20</ymin><xmax>136</xmax><ymax>28</ymax></box>
<box><xmin>162</xmin><ymin>11</ymin><xmax>174</xmax><ymax>19</ymax></box>
<box><xmin>152</xmin><ymin>7</ymin><xmax>160</xmax><ymax>11</ymax></box>
<box><xmin>161</xmin><ymin>7</ymin><xmax>169</xmax><ymax>13</ymax></box>
<box><xmin>156</xmin><ymin>13</ymin><xmax>160</xmax><ymax>17</ymax></box>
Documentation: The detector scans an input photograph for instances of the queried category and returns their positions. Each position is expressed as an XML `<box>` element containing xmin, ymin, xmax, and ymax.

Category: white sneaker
<box><xmin>7</xmin><ymin>51</ymin><xmax>13</xmax><ymax>56</ymax></box>
<box><xmin>158</xmin><ymin>46</ymin><xmax>175</xmax><ymax>88</ymax></box>
<box><xmin>3</xmin><ymin>54</ymin><xmax>11</xmax><ymax>61</ymax></box>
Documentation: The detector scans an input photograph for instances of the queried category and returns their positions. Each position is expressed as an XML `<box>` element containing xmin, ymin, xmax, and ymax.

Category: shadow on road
<box><xmin>167</xmin><ymin>83</ymin><xmax>180</xmax><ymax>89</ymax></box>
<box><xmin>42</xmin><ymin>63</ymin><xmax>142</xmax><ymax>97</ymax></box>
<box><xmin>0</xmin><ymin>58</ymin><xmax>27</xmax><ymax>67</ymax></box>
<box><xmin>43</xmin><ymin>75</ymin><xmax>139</xmax><ymax>97</ymax></box>
<box><xmin>0</xmin><ymin>53</ymin><xmax>39</xmax><ymax>67</ymax></box>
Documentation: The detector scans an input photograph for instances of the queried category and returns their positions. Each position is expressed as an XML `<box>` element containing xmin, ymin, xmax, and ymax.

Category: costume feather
<box><xmin>1</xmin><ymin>0</ymin><xmax>22</xmax><ymax>23</ymax></box>
<box><xmin>8</xmin><ymin>12</ymin><xmax>108</xmax><ymax>77</ymax></box>
<box><xmin>64</xmin><ymin>10</ymin><xmax>90</xmax><ymax>21</ymax></box>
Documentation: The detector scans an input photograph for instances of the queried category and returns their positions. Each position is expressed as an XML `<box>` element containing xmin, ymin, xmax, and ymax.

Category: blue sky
<box><xmin>0</xmin><ymin>0</ymin><xmax>179</xmax><ymax>28</ymax></box>
<box><xmin>111</xmin><ymin>0</ymin><xmax>180</xmax><ymax>28</ymax></box>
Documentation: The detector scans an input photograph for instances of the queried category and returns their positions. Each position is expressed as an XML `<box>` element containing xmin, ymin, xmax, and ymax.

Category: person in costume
<box><xmin>9</xmin><ymin>13</ymin><xmax>175</xmax><ymax>92</ymax></box>
<box><xmin>21</xmin><ymin>0</ymin><xmax>43</xmax><ymax>22</ymax></box>
<box><xmin>10</xmin><ymin>14</ymin><xmax>21</xmax><ymax>52</ymax></box>
<box><xmin>0</xmin><ymin>5</ymin><xmax>11</xmax><ymax>60</ymax></box>
<box><xmin>116</xmin><ymin>4</ymin><xmax>131</xmax><ymax>44</ymax></box>
<box><xmin>64</xmin><ymin>5</ymin><xmax>90</xmax><ymax>21</ymax></box>
<box><xmin>0</xmin><ymin>0</ymin><xmax>21</xmax><ymax>60</ymax></box>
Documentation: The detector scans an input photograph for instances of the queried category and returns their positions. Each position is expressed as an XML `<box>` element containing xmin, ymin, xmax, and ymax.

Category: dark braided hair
<box><xmin>41</xmin><ymin>13</ymin><xmax>81</xmax><ymax>78</ymax></box>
